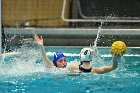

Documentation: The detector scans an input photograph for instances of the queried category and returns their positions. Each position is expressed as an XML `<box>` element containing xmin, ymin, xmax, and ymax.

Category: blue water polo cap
<box><xmin>53</xmin><ymin>52</ymin><xmax>65</xmax><ymax>64</ymax></box>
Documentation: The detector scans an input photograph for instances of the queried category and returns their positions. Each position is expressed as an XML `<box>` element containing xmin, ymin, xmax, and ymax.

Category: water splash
<box><xmin>0</xmin><ymin>39</ymin><xmax>44</xmax><ymax>77</ymax></box>
<box><xmin>93</xmin><ymin>21</ymin><xmax>104</xmax><ymax>48</ymax></box>
<box><xmin>0</xmin><ymin>38</ymin><xmax>77</xmax><ymax>78</ymax></box>
<box><xmin>90</xmin><ymin>21</ymin><xmax>105</xmax><ymax>66</ymax></box>
<box><xmin>91</xmin><ymin>16</ymin><xmax>112</xmax><ymax>55</ymax></box>
<box><xmin>2</xmin><ymin>35</ymin><xmax>17</xmax><ymax>62</ymax></box>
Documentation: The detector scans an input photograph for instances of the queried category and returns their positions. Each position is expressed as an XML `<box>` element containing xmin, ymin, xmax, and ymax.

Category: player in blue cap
<box><xmin>34</xmin><ymin>35</ymin><xmax>67</xmax><ymax>68</ymax></box>
<box><xmin>53</xmin><ymin>52</ymin><xmax>67</xmax><ymax>68</ymax></box>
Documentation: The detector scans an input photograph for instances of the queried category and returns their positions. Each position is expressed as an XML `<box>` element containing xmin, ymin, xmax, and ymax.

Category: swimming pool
<box><xmin>0</xmin><ymin>43</ymin><xmax>140</xmax><ymax>93</ymax></box>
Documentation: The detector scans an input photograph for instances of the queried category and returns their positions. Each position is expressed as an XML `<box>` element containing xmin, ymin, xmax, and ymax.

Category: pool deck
<box><xmin>4</xmin><ymin>28</ymin><xmax>140</xmax><ymax>46</ymax></box>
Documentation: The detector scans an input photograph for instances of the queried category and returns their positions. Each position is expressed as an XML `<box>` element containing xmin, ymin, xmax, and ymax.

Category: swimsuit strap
<box><xmin>79</xmin><ymin>65</ymin><xmax>92</xmax><ymax>73</ymax></box>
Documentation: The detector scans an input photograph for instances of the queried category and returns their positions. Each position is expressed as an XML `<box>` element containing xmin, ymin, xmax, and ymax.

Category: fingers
<box><xmin>34</xmin><ymin>35</ymin><xmax>42</xmax><ymax>40</ymax></box>
<box><xmin>34</xmin><ymin>34</ymin><xmax>38</xmax><ymax>39</ymax></box>
<box><xmin>34</xmin><ymin>35</ymin><xmax>40</xmax><ymax>44</ymax></box>
<box><xmin>40</xmin><ymin>36</ymin><xmax>43</xmax><ymax>40</ymax></box>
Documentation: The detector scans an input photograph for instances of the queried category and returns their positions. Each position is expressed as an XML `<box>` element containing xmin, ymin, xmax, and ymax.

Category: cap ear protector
<box><xmin>80</xmin><ymin>48</ymin><xmax>93</xmax><ymax>62</ymax></box>
<box><xmin>53</xmin><ymin>52</ymin><xmax>65</xmax><ymax>66</ymax></box>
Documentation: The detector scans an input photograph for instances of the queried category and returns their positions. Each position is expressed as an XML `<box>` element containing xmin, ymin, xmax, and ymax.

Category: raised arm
<box><xmin>92</xmin><ymin>54</ymin><xmax>120</xmax><ymax>74</ymax></box>
<box><xmin>34</xmin><ymin>35</ymin><xmax>54</xmax><ymax>68</ymax></box>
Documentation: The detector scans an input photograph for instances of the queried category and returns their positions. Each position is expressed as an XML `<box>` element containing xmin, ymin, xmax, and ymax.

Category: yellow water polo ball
<box><xmin>111</xmin><ymin>41</ymin><xmax>127</xmax><ymax>56</ymax></box>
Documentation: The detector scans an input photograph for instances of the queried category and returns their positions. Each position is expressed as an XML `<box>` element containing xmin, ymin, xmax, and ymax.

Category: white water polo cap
<box><xmin>80</xmin><ymin>47</ymin><xmax>94</xmax><ymax>62</ymax></box>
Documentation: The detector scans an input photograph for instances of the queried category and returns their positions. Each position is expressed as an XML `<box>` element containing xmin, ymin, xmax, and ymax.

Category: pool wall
<box><xmin>4</xmin><ymin>28</ymin><xmax>140</xmax><ymax>47</ymax></box>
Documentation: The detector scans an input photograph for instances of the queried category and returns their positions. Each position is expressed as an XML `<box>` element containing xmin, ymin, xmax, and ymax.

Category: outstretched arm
<box><xmin>34</xmin><ymin>35</ymin><xmax>54</xmax><ymax>68</ymax></box>
<box><xmin>92</xmin><ymin>54</ymin><xmax>120</xmax><ymax>74</ymax></box>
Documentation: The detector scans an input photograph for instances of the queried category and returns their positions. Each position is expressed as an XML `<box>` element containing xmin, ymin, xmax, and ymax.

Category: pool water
<box><xmin>0</xmin><ymin>42</ymin><xmax>140</xmax><ymax>93</ymax></box>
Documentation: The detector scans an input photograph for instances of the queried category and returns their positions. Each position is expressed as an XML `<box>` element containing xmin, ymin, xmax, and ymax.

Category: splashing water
<box><xmin>2</xmin><ymin>35</ymin><xmax>17</xmax><ymax>62</ymax></box>
<box><xmin>91</xmin><ymin>16</ymin><xmax>112</xmax><ymax>61</ymax></box>
<box><xmin>93</xmin><ymin>21</ymin><xmax>104</xmax><ymax>48</ymax></box>
<box><xmin>90</xmin><ymin>21</ymin><xmax>105</xmax><ymax>66</ymax></box>
<box><xmin>0</xmin><ymin>38</ymin><xmax>77</xmax><ymax>78</ymax></box>
<box><xmin>92</xmin><ymin>16</ymin><xmax>111</xmax><ymax>48</ymax></box>
<box><xmin>0</xmin><ymin>38</ymin><xmax>45</xmax><ymax>77</ymax></box>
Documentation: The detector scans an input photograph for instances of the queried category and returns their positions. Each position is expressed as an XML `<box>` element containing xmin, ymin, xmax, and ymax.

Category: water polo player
<box><xmin>34</xmin><ymin>35</ymin><xmax>67</xmax><ymax>68</ymax></box>
<box><xmin>68</xmin><ymin>47</ymin><xmax>122</xmax><ymax>74</ymax></box>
